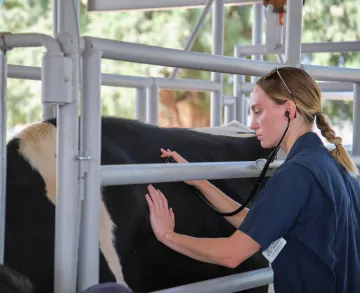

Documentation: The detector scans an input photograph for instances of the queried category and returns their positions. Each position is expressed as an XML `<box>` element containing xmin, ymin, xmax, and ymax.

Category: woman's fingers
<box><xmin>145</xmin><ymin>194</ymin><xmax>154</xmax><ymax>212</ymax></box>
<box><xmin>148</xmin><ymin>185</ymin><xmax>161</xmax><ymax>211</ymax></box>
<box><xmin>147</xmin><ymin>185</ymin><xmax>174</xmax><ymax>216</ymax></box>
<box><xmin>168</xmin><ymin>150</ymin><xmax>186</xmax><ymax>163</ymax></box>
<box><xmin>148</xmin><ymin>184</ymin><xmax>167</xmax><ymax>211</ymax></box>
<box><xmin>170</xmin><ymin>208</ymin><xmax>175</xmax><ymax>222</ymax></box>
<box><xmin>160</xmin><ymin>148</ymin><xmax>187</xmax><ymax>164</ymax></box>
<box><xmin>160</xmin><ymin>148</ymin><xmax>173</xmax><ymax>157</ymax></box>
<box><xmin>157</xmin><ymin>188</ymin><xmax>168</xmax><ymax>210</ymax></box>
<box><xmin>160</xmin><ymin>149</ymin><xmax>175</xmax><ymax>161</ymax></box>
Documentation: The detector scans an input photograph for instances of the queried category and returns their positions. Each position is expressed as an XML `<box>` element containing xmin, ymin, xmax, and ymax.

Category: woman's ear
<box><xmin>284</xmin><ymin>101</ymin><xmax>296</xmax><ymax>119</ymax></box>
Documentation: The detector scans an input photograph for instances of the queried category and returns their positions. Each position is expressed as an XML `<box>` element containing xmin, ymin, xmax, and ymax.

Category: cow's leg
<box><xmin>99</xmin><ymin>199</ymin><xmax>126</xmax><ymax>286</ymax></box>
<box><xmin>16</xmin><ymin>122</ymin><xmax>127</xmax><ymax>288</ymax></box>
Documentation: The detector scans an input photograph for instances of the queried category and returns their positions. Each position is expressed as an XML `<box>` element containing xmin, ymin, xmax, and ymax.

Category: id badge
<box><xmin>262</xmin><ymin>237</ymin><xmax>287</xmax><ymax>263</ymax></box>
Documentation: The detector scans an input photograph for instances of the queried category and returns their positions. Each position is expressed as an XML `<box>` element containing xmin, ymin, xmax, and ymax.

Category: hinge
<box><xmin>75</xmin><ymin>154</ymin><xmax>91</xmax><ymax>178</ymax></box>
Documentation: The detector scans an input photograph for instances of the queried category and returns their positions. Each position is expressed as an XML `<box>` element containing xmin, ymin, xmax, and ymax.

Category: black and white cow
<box><xmin>4</xmin><ymin>117</ymin><xmax>273</xmax><ymax>293</ymax></box>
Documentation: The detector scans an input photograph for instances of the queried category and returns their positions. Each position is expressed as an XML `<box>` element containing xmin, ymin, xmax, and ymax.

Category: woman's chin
<box><xmin>260</xmin><ymin>140</ymin><xmax>274</xmax><ymax>149</ymax></box>
<box><xmin>257</xmin><ymin>136</ymin><xmax>276</xmax><ymax>149</ymax></box>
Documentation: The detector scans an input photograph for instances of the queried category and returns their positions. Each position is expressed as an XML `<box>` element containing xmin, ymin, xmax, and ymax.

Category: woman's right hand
<box><xmin>160</xmin><ymin>148</ymin><xmax>204</xmax><ymax>187</ymax></box>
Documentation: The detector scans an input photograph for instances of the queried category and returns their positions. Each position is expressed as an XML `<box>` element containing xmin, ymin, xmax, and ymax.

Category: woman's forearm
<box><xmin>194</xmin><ymin>181</ymin><xmax>248</xmax><ymax>228</ymax></box>
<box><xmin>162</xmin><ymin>232</ymin><xmax>239</xmax><ymax>268</ymax></box>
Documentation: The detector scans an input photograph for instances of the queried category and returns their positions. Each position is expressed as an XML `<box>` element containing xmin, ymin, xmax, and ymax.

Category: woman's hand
<box><xmin>145</xmin><ymin>184</ymin><xmax>175</xmax><ymax>243</ymax></box>
<box><xmin>160</xmin><ymin>148</ymin><xmax>203</xmax><ymax>187</ymax></box>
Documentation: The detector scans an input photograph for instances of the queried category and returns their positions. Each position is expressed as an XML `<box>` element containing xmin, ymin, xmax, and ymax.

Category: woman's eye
<box><xmin>254</xmin><ymin>111</ymin><xmax>262</xmax><ymax>115</ymax></box>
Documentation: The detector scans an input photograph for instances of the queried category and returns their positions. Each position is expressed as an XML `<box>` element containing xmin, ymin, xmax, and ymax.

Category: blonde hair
<box><xmin>256</xmin><ymin>66</ymin><xmax>359</xmax><ymax>177</ymax></box>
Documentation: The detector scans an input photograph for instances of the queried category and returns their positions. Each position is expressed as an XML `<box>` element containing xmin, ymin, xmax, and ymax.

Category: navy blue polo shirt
<box><xmin>239</xmin><ymin>131</ymin><xmax>360</xmax><ymax>293</ymax></box>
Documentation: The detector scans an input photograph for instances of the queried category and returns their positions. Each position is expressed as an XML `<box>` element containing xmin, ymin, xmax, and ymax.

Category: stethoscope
<box><xmin>165</xmin><ymin>110</ymin><xmax>291</xmax><ymax>217</ymax></box>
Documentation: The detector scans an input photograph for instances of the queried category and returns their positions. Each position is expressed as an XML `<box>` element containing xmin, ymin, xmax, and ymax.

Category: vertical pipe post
<box><xmin>43</xmin><ymin>0</ymin><xmax>59</xmax><ymax>120</ymax></box>
<box><xmin>0</xmin><ymin>50</ymin><xmax>7</xmax><ymax>264</ymax></box>
<box><xmin>251</xmin><ymin>3</ymin><xmax>264</xmax><ymax>81</ymax></box>
<box><xmin>55</xmin><ymin>103</ymin><xmax>80</xmax><ymax>293</ymax></box>
<box><xmin>251</xmin><ymin>3</ymin><xmax>264</xmax><ymax>64</ymax></box>
<box><xmin>285</xmin><ymin>0</ymin><xmax>303</xmax><ymax>66</ymax></box>
<box><xmin>224</xmin><ymin>96</ymin><xmax>235</xmax><ymax>124</ymax></box>
<box><xmin>224</xmin><ymin>106</ymin><xmax>231</xmax><ymax>124</ymax></box>
<box><xmin>54</xmin><ymin>0</ymin><xmax>81</xmax><ymax>292</ymax></box>
<box><xmin>78</xmin><ymin>49</ymin><xmax>102</xmax><ymax>292</ymax></box>
<box><xmin>53</xmin><ymin>0</ymin><xmax>59</xmax><ymax>36</ymax></box>
<box><xmin>243</xmin><ymin>97</ymin><xmax>249</xmax><ymax>126</ymax></box>
<box><xmin>147</xmin><ymin>82</ymin><xmax>158</xmax><ymax>125</ymax></box>
<box><xmin>247</xmin><ymin>3</ymin><xmax>264</xmax><ymax>127</ymax></box>
<box><xmin>42</xmin><ymin>105</ymin><xmax>56</xmax><ymax>120</ymax></box>
<box><xmin>136</xmin><ymin>87</ymin><xmax>147</xmax><ymax>122</ymax></box>
<box><xmin>234</xmin><ymin>47</ymin><xmax>245</xmax><ymax>125</ymax></box>
<box><xmin>353</xmin><ymin>83</ymin><xmax>360</xmax><ymax>156</ymax></box>
<box><xmin>211</xmin><ymin>0</ymin><xmax>223</xmax><ymax>126</ymax></box>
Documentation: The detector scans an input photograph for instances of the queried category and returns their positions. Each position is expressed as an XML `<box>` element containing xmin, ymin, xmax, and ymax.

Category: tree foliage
<box><xmin>301</xmin><ymin>0</ymin><xmax>360</xmax><ymax>128</ymax></box>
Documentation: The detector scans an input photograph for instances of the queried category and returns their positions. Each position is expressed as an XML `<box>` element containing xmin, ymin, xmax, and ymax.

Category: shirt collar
<box><xmin>285</xmin><ymin>131</ymin><xmax>324</xmax><ymax>161</ymax></box>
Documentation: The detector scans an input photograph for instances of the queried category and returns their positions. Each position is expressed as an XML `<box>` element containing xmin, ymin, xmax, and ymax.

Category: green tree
<box><xmin>301</xmin><ymin>0</ymin><xmax>360</xmax><ymax>128</ymax></box>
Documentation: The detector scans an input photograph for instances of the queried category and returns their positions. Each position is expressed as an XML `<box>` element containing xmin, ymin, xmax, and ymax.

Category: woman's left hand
<box><xmin>145</xmin><ymin>184</ymin><xmax>175</xmax><ymax>242</ymax></box>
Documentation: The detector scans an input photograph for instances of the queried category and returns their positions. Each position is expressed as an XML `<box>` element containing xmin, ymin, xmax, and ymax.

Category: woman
<box><xmin>145</xmin><ymin>67</ymin><xmax>360</xmax><ymax>293</ymax></box>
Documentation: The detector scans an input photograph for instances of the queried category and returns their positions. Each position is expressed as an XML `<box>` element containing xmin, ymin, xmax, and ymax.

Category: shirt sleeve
<box><xmin>238</xmin><ymin>163</ymin><xmax>313</xmax><ymax>250</ymax></box>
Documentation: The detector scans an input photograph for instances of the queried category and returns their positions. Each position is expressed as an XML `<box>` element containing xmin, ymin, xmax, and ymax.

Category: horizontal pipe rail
<box><xmin>156</xmin><ymin>77</ymin><xmax>221</xmax><ymax>91</ymax></box>
<box><xmin>102</xmin><ymin>73</ymin><xmax>152</xmax><ymax>88</ymax></box>
<box><xmin>7</xmin><ymin>65</ymin><xmax>220</xmax><ymax>92</ymax></box>
<box><xmin>100</xmin><ymin>161</ymin><xmax>274</xmax><ymax>186</ymax></box>
<box><xmin>101</xmin><ymin>155</ymin><xmax>360</xmax><ymax>186</ymax></box>
<box><xmin>236</xmin><ymin>41</ymin><xmax>360</xmax><ymax>55</ymax></box>
<box><xmin>0</xmin><ymin>33</ymin><xmax>62</xmax><ymax>56</ymax></box>
<box><xmin>9</xmin><ymin>64</ymin><xmax>351</xmax><ymax>94</ymax></box>
<box><xmin>87</xmin><ymin>0</ymin><xmax>262</xmax><ymax>11</ymax></box>
<box><xmin>151</xmin><ymin>267</ymin><xmax>273</xmax><ymax>293</ymax></box>
<box><xmin>7</xmin><ymin>64</ymin><xmax>41</xmax><ymax>81</ymax></box>
<box><xmin>82</xmin><ymin>37</ymin><xmax>360</xmax><ymax>83</ymax></box>
<box><xmin>303</xmin><ymin>64</ymin><xmax>360</xmax><ymax>83</ymax></box>
<box><xmin>223</xmin><ymin>95</ymin><xmax>235</xmax><ymax>105</ymax></box>
<box><xmin>83</xmin><ymin>36</ymin><xmax>278</xmax><ymax>77</ymax></box>
<box><xmin>241</xmin><ymin>81</ymin><xmax>354</xmax><ymax>93</ymax></box>
<box><xmin>302</xmin><ymin>41</ymin><xmax>360</xmax><ymax>53</ymax></box>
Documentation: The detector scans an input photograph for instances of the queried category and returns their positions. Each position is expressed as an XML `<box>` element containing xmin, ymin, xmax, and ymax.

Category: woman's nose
<box><xmin>250</xmin><ymin>117</ymin><xmax>258</xmax><ymax>131</ymax></box>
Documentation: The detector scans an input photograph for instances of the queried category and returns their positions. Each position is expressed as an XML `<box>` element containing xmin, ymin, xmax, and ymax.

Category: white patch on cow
<box><xmin>192</xmin><ymin>121</ymin><xmax>287</xmax><ymax>160</ymax></box>
<box><xmin>99</xmin><ymin>199</ymin><xmax>125</xmax><ymax>285</ymax></box>
<box><xmin>15</xmin><ymin>122</ymin><xmax>127</xmax><ymax>287</ymax></box>
<box><xmin>191</xmin><ymin>120</ymin><xmax>255</xmax><ymax>138</ymax></box>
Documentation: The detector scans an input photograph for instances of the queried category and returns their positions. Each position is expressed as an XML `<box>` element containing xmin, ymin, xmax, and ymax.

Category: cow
<box><xmin>4</xmin><ymin>116</ymin><xmax>274</xmax><ymax>293</ymax></box>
